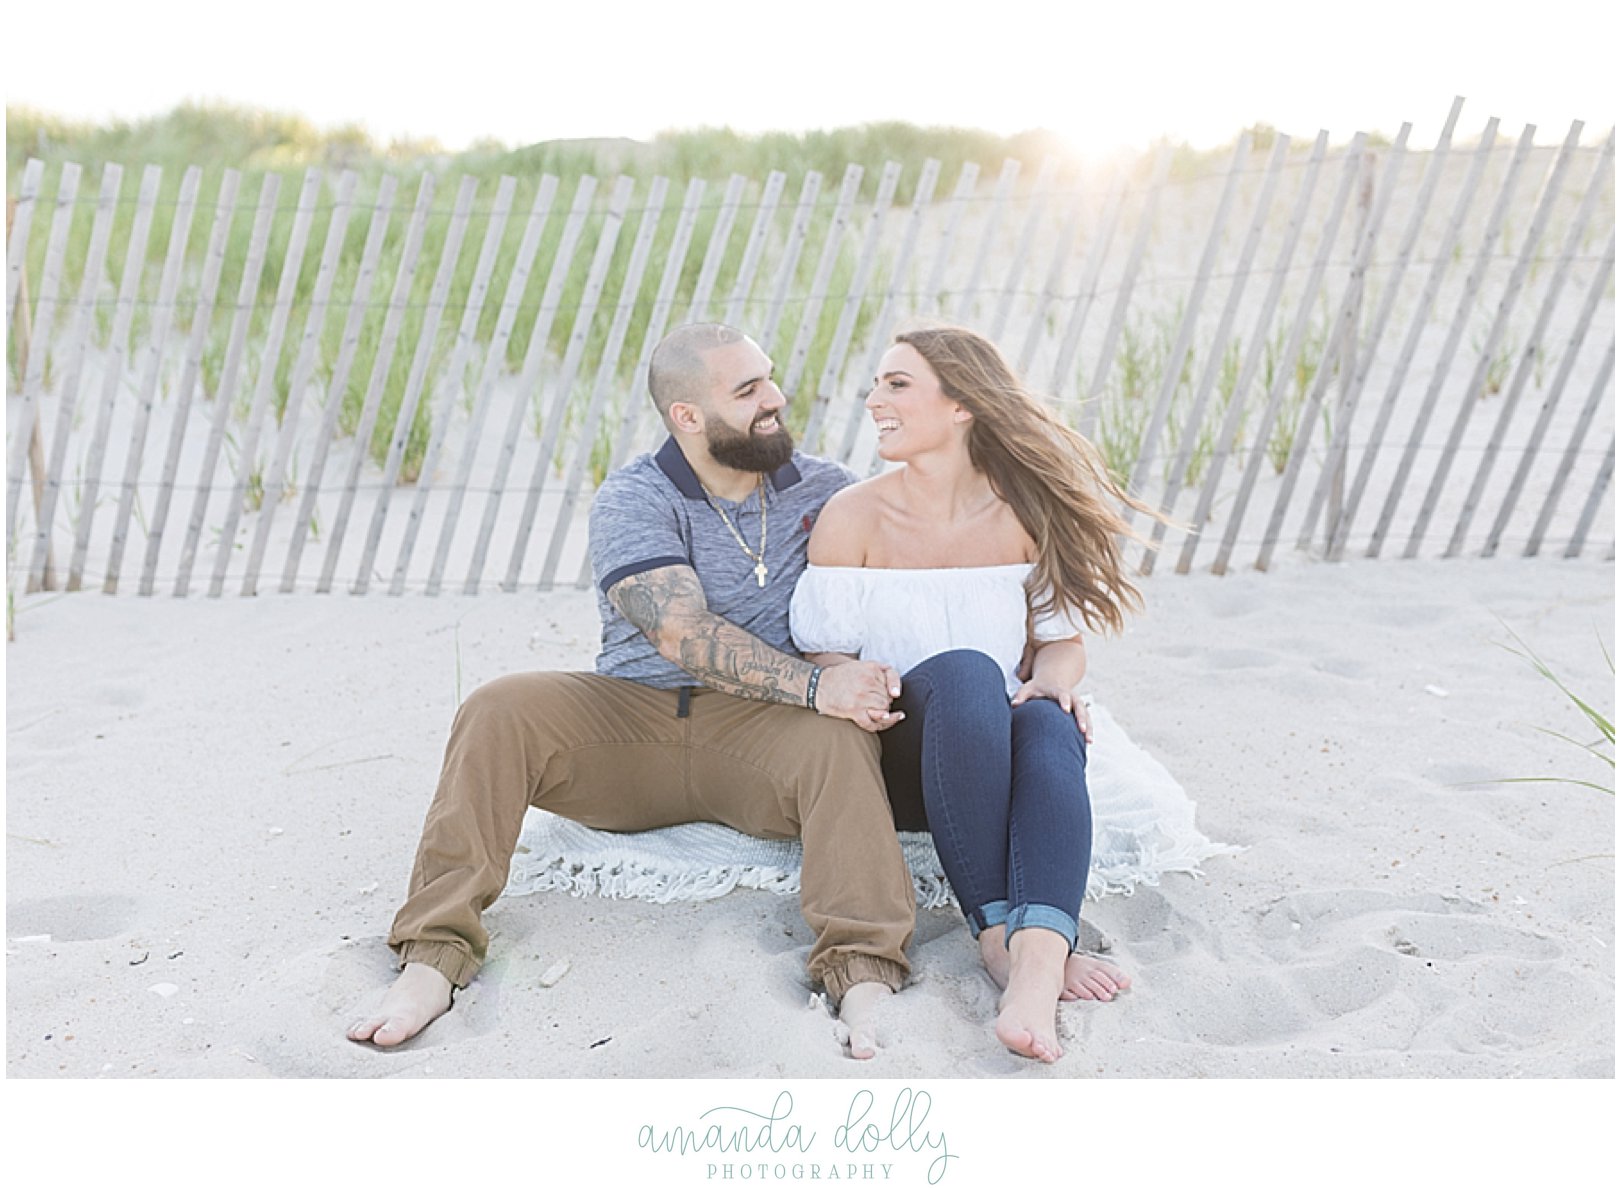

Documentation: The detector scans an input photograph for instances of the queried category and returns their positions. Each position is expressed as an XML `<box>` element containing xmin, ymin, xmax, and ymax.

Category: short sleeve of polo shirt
<box><xmin>589</xmin><ymin>467</ymin><xmax>692</xmax><ymax>595</ymax></box>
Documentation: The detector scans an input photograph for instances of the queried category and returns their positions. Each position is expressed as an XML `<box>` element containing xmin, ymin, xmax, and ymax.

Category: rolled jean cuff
<box><xmin>964</xmin><ymin>899</ymin><xmax>1011</xmax><ymax>940</ymax></box>
<box><xmin>1005</xmin><ymin>904</ymin><xmax>1079</xmax><ymax>953</ymax></box>
<box><xmin>395</xmin><ymin>939</ymin><xmax>481</xmax><ymax>989</ymax></box>
<box><xmin>821</xmin><ymin>954</ymin><xmax>908</xmax><ymax>1004</ymax></box>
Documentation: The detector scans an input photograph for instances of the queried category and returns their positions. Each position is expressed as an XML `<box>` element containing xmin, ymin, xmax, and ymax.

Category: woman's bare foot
<box><xmin>346</xmin><ymin>963</ymin><xmax>454</xmax><ymax>1047</ymax></box>
<box><xmin>836</xmin><ymin>981</ymin><xmax>892</xmax><ymax>1060</ymax></box>
<box><xmin>1065</xmin><ymin>953</ymin><xmax>1131</xmax><ymax>1001</ymax></box>
<box><xmin>993</xmin><ymin>929</ymin><xmax>1068</xmax><ymax>1063</ymax></box>
<box><xmin>979</xmin><ymin>926</ymin><xmax>1132</xmax><ymax>1001</ymax></box>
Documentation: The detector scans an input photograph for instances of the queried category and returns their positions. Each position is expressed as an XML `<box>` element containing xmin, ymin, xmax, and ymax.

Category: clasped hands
<box><xmin>812</xmin><ymin>659</ymin><xmax>905</xmax><ymax>733</ymax></box>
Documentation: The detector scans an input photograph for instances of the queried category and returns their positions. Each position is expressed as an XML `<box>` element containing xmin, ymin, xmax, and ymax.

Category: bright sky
<box><xmin>5</xmin><ymin>0</ymin><xmax>1616</xmax><ymax>157</ymax></box>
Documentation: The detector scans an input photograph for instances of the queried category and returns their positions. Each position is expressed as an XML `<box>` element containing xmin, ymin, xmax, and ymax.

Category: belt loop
<box><xmin>676</xmin><ymin>687</ymin><xmax>692</xmax><ymax>719</ymax></box>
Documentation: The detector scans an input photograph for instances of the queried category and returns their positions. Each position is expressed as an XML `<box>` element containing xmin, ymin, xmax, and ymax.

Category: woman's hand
<box><xmin>1011</xmin><ymin>680</ymin><xmax>1093</xmax><ymax>742</ymax></box>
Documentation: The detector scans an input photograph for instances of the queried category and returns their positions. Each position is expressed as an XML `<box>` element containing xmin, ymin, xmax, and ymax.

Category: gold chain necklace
<box><xmin>700</xmin><ymin>475</ymin><xmax>769</xmax><ymax>587</ymax></box>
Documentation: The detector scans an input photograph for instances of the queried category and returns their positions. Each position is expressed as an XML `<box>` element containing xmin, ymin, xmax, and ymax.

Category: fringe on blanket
<box><xmin>504</xmin><ymin>822</ymin><xmax>1240</xmax><ymax>911</ymax></box>
<box><xmin>506</xmin><ymin>829</ymin><xmax>960</xmax><ymax>910</ymax></box>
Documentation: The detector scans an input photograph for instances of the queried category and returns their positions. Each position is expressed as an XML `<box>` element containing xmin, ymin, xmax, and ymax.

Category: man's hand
<box><xmin>815</xmin><ymin>660</ymin><xmax>904</xmax><ymax>733</ymax></box>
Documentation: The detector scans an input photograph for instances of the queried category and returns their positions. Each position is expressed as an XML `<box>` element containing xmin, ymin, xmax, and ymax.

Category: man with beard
<box><xmin>349</xmin><ymin>323</ymin><xmax>914</xmax><ymax>1058</ymax></box>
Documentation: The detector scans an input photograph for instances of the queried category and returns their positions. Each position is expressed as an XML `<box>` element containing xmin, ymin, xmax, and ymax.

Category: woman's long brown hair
<box><xmin>895</xmin><ymin>325</ymin><xmax>1154</xmax><ymax>634</ymax></box>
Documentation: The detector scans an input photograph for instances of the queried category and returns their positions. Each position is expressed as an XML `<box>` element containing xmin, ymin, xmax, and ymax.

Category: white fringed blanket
<box><xmin>504</xmin><ymin>703</ymin><xmax>1238</xmax><ymax>909</ymax></box>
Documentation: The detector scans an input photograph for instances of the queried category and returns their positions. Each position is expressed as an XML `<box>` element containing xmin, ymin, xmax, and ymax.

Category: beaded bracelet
<box><xmin>806</xmin><ymin>665</ymin><xmax>824</xmax><ymax>712</ymax></box>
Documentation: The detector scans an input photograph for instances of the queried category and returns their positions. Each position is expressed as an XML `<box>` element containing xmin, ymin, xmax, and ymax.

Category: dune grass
<box><xmin>7</xmin><ymin>102</ymin><xmax>1372</xmax><ymax>493</ymax></box>
<box><xmin>10</xmin><ymin>104</ymin><xmax>1050</xmax><ymax>484</ymax></box>
<box><xmin>1493</xmin><ymin>621</ymin><xmax>1615</xmax><ymax>795</ymax></box>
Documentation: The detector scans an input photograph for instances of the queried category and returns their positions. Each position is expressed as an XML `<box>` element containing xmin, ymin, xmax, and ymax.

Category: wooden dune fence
<box><xmin>5</xmin><ymin>99</ymin><xmax>1614</xmax><ymax>604</ymax></box>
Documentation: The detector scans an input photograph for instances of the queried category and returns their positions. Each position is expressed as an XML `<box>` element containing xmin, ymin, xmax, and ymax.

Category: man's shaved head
<box><xmin>648</xmin><ymin>323</ymin><xmax>746</xmax><ymax>425</ymax></box>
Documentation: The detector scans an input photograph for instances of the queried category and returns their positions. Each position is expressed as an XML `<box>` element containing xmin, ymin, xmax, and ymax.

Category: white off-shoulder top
<box><xmin>789</xmin><ymin>563</ymin><xmax>1085</xmax><ymax>697</ymax></box>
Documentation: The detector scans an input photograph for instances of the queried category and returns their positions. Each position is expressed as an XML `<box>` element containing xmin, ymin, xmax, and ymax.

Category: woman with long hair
<box><xmin>791</xmin><ymin>325</ymin><xmax>1147</xmax><ymax>1062</ymax></box>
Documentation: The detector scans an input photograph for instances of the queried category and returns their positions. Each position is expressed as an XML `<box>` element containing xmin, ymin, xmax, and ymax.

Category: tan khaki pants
<box><xmin>387</xmin><ymin>672</ymin><xmax>915</xmax><ymax>1003</ymax></box>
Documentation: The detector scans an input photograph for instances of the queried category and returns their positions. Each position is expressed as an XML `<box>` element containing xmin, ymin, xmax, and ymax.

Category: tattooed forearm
<box><xmin>674</xmin><ymin>628</ymin><xmax>809</xmax><ymax>705</ymax></box>
<box><xmin>608</xmin><ymin>565</ymin><xmax>812</xmax><ymax>705</ymax></box>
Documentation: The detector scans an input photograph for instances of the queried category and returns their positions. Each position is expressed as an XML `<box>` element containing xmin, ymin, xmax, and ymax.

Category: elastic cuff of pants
<box><xmin>820</xmin><ymin>955</ymin><xmax>908</xmax><ymax>1005</ymax></box>
<box><xmin>395</xmin><ymin>939</ymin><xmax>481</xmax><ymax>989</ymax></box>
<box><xmin>1004</xmin><ymin>904</ymin><xmax>1079</xmax><ymax>953</ymax></box>
<box><xmin>964</xmin><ymin>899</ymin><xmax>1011</xmax><ymax>940</ymax></box>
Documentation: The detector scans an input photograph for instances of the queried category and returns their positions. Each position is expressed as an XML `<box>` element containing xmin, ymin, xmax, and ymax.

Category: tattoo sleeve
<box><xmin>608</xmin><ymin>565</ymin><xmax>812</xmax><ymax>705</ymax></box>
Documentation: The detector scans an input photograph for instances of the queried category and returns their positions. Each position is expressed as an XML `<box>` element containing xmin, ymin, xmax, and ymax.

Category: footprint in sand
<box><xmin>227</xmin><ymin>936</ymin><xmax>498</xmax><ymax>1075</ymax></box>
<box><xmin>1254</xmin><ymin>889</ymin><xmax>1486</xmax><ymax>948</ymax></box>
<box><xmin>1251</xmin><ymin>888</ymin><xmax>1565</xmax><ymax>1040</ymax></box>
<box><xmin>1202</xmin><ymin>647</ymin><xmax>1277</xmax><ymax>671</ymax></box>
<box><xmin>1096</xmin><ymin>887</ymin><xmax>1213</xmax><ymax>961</ymax></box>
<box><xmin>1286</xmin><ymin>947</ymin><xmax>1407</xmax><ymax>1018</ymax></box>
<box><xmin>1204</xmin><ymin>590</ymin><xmax>1262</xmax><ymax>621</ymax></box>
<box><xmin>1309</xmin><ymin>653</ymin><xmax>1374</xmax><ymax>680</ymax></box>
<box><xmin>7</xmin><ymin>893</ymin><xmax>141</xmax><ymax>942</ymax></box>
<box><xmin>91</xmin><ymin>683</ymin><xmax>147</xmax><ymax>709</ymax></box>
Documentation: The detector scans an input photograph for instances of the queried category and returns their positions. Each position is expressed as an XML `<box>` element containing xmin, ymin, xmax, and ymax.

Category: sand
<box><xmin>5</xmin><ymin>549</ymin><xmax>1612</xmax><ymax>1085</ymax></box>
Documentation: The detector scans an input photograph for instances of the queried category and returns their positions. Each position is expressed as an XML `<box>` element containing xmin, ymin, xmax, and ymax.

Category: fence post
<box><xmin>351</xmin><ymin>174</ymin><xmax>478</xmax><ymax>595</ymax></box>
<box><xmin>1326</xmin><ymin>144</ymin><xmax>1375</xmax><ymax>542</ymax></box>
<box><xmin>1327</xmin><ymin>119</ymin><xmax>1502</xmax><ymax>562</ymax></box>
<box><xmin>1256</xmin><ymin>127</ymin><xmax>1410</xmax><ymax>571</ymax></box>
<box><xmin>1306</xmin><ymin>97</ymin><xmax>1466</xmax><ymax>560</ymax></box>
<box><xmin>1081</xmin><ymin>145</ymin><xmax>1173</xmax><ymax>439</ymax></box>
<box><xmin>463</xmin><ymin>174</ymin><xmax>597</xmax><ymax>594</ymax></box>
<box><xmin>1364</xmin><ymin>124</ymin><xmax>1538</xmax><ymax>559</ymax></box>
<box><xmin>7</xmin><ymin>165</ymin><xmax>80</xmax><ymax>566</ymax></box>
<box><xmin>316</xmin><ymin>172</ymin><xmax>436</xmax><ymax>593</ymax></box>
<box><xmin>423</xmin><ymin>175</ymin><xmax>560</xmax><ymax>596</ymax></box>
<box><xmin>72</xmin><ymin>164</ymin><xmax>163</xmax><ymax>592</ymax></box>
<box><xmin>1176</xmin><ymin>132</ymin><xmax>1330</xmax><ymax>574</ymax></box>
<box><xmin>1483</xmin><ymin>231</ymin><xmax>1615</xmax><ymax>557</ymax></box>
<box><xmin>805</xmin><ymin>159</ymin><xmax>902</xmax><ymax>451</ymax></box>
<box><xmin>1525</xmin><ymin>336</ymin><xmax>1614</xmax><ymax>556</ymax></box>
<box><xmin>570</xmin><ymin>177</ymin><xmax>708</xmax><ymax>591</ymax></box>
<box><xmin>207</xmin><ymin>168</ymin><xmax>325</xmax><ymax>597</ymax></box>
<box><xmin>242</xmin><ymin>169</ymin><xmax>361</xmax><ymax>595</ymax></box>
<box><xmin>1125</xmin><ymin>134</ymin><xmax>1252</xmax><ymax>529</ymax></box>
<box><xmin>1406</xmin><ymin>120</ymin><xmax>1586</xmax><ymax>558</ymax></box>
<box><xmin>103</xmin><ymin>166</ymin><xmax>203</xmax><ymax>594</ymax></box>
<box><xmin>6</xmin><ymin>191</ymin><xmax>58</xmax><ymax>593</ymax></box>
<box><xmin>503</xmin><ymin>175</ymin><xmax>634</xmax><ymax>592</ymax></box>
<box><xmin>278</xmin><ymin>172</ymin><xmax>400</xmax><ymax>593</ymax></box>
<box><xmin>31</xmin><ymin>165</ymin><xmax>127</xmax><ymax>593</ymax></box>
<box><xmin>1458</xmin><ymin>131</ymin><xmax>1614</xmax><ymax>558</ymax></box>
<box><xmin>388</xmin><ymin>174</ymin><xmax>518</xmax><ymax>595</ymax></box>
<box><xmin>176</xmin><ymin>172</ymin><xmax>280</xmax><ymax>596</ymax></box>
<box><xmin>539</xmin><ymin>175</ymin><xmax>670</xmax><ymax>590</ymax></box>
<box><xmin>1142</xmin><ymin>132</ymin><xmax>1292</xmax><ymax>575</ymax></box>
<box><xmin>1211</xmin><ymin>133</ymin><xmax>1366</xmax><ymax>575</ymax></box>
<box><xmin>782</xmin><ymin>164</ymin><xmax>862</xmax><ymax>399</ymax></box>
<box><xmin>139</xmin><ymin>169</ymin><xmax>240</xmax><ymax>596</ymax></box>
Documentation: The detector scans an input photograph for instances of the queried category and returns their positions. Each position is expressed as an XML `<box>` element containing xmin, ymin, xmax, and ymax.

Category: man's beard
<box><xmin>705</xmin><ymin>414</ymin><xmax>795</xmax><ymax>473</ymax></box>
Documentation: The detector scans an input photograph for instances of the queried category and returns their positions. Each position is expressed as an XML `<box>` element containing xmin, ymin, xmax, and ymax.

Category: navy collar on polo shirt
<box><xmin>653</xmin><ymin>435</ymin><xmax>803</xmax><ymax>499</ymax></box>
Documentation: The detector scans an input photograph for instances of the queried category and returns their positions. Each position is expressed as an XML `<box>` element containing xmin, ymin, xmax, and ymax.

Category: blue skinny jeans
<box><xmin>880</xmin><ymin>649</ymin><xmax>1092</xmax><ymax>951</ymax></box>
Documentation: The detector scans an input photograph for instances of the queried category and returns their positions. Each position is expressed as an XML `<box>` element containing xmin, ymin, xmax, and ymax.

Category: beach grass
<box><xmin>1493</xmin><ymin>621</ymin><xmax>1615</xmax><ymax>794</ymax></box>
<box><xmin>7</xmin><ymin>102</ymin><xmax>1504</xmax><ymax>500</ymax></box>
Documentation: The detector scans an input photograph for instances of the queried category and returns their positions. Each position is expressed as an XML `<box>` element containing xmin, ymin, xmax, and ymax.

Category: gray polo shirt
<box><xmin>589</xmin><ymin>436</ymin><xmax>855</xmax><ymax>688</ymax></box>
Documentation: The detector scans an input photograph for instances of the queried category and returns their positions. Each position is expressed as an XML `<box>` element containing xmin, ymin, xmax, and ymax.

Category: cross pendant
<box><xmin>754</xmin><ymin>561</ymin><xmax>768</xmax><ymax>587</ymax></box>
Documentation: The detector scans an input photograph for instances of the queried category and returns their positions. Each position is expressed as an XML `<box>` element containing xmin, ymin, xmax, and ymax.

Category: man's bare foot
<box><xmin>979</xmin><ymin>926</ymin><xmax>1132</xmax><ymax>1001</ymax></box>
<box><xmin>346</xmin><ymin>962</ymin><xmax>454</xmax><ymax>1047</ymax></box>
<box><xmin>993</xmin><ymin>929</ymin><xmax>1068</xmax><ymax>1063</ymax></box>
<box><xmin>835</xmin><ymin>981</ymin><xmax>892</xmax><ymax>1060</ymax></box>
